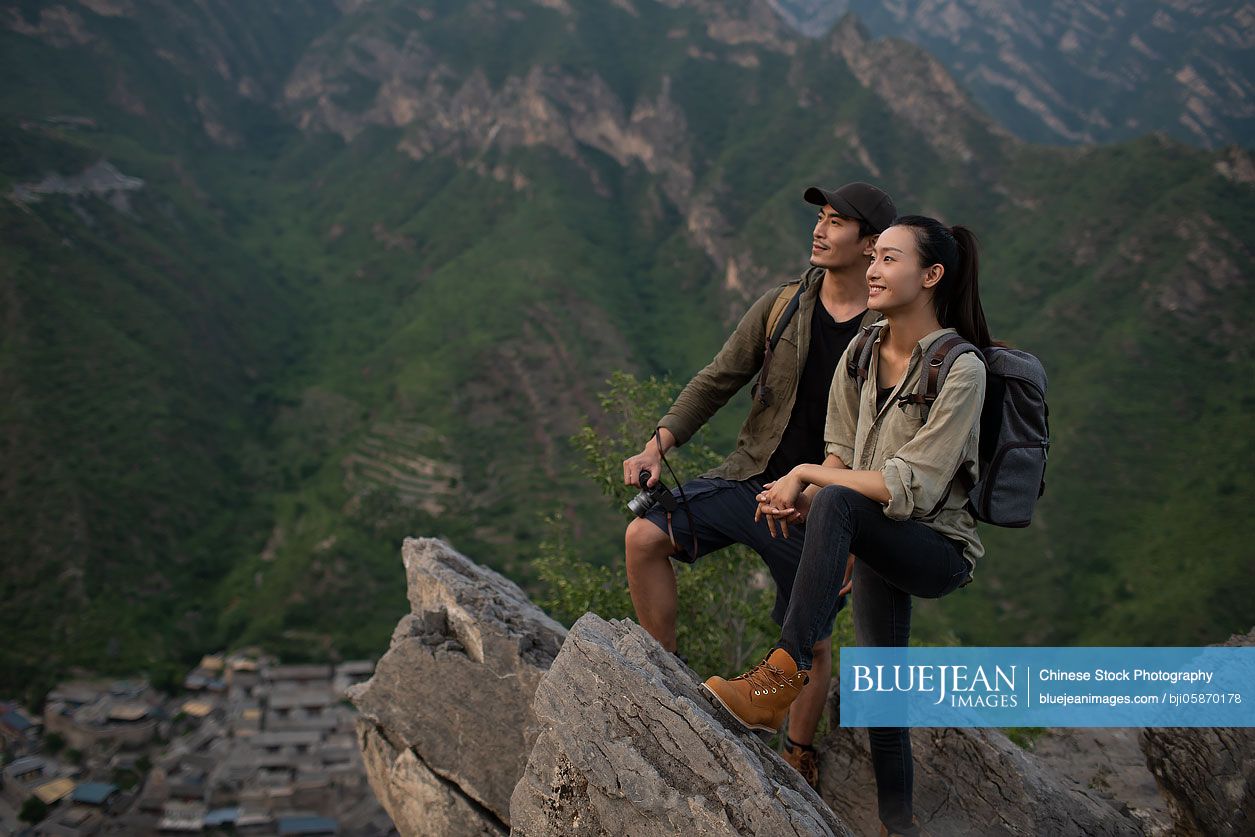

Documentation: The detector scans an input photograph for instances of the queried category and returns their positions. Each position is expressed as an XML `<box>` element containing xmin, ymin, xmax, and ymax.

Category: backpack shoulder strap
<box><xmin>913</xmin><ymin>335</ymin><xmax>982</xmax><ymax>517</ymax></box>
<box><xmin>899</xmin><ymin>334</ymin><xmax>980</xmax><ymax>422</ymax></box>
<box><xmin>752</xmin><ymin>282</ymin><xmax>804</xmax><ymax>406</ymax></box>
<box><xmin>845</xmin><ymin>322</ymin><xmax>884</xmax><ymax>391</ymax></box>
<box><xmin>764</xmin><ymin>282</ymin><xmax>803</xmax><ymax>351</ymax></box>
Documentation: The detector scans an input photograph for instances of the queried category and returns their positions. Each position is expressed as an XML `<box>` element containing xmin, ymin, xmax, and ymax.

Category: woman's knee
<box><xmin>812</xmin><ymin>484</ymin><xmax>863</xmax><ymax>518</ymax></box>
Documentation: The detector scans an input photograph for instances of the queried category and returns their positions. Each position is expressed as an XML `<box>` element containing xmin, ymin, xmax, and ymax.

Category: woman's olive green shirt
<box><xmin>824</xmin><ymin>325</ymin><xmax>986</xmax><ymax>572</ymax></box>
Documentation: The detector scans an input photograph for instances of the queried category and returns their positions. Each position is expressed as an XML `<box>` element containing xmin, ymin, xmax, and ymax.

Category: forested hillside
<box><xmin>2</xmin><ymin>0</ymin><xmax>1251</xmax><ymax>693</ymax></box>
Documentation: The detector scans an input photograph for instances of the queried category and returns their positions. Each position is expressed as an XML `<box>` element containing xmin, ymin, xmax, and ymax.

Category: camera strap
<box><xmin>655</xmin><ymin>428</ymin><xmax>700</xmax><ymax>560</ymax></box>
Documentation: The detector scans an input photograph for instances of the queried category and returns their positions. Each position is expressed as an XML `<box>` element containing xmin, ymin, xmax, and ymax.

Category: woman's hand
<box><xmin>787</xmin><ymin>489</ymin><xmax>812</xmax><ymax>525</ymax></box>
<box><xmin>754</xmin><ymin>472</ymin><xmax>806</xmax><ymax>538</ymax></box>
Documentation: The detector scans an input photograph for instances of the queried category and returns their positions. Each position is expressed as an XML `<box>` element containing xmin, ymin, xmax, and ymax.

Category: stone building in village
<box><xmin>1</xmin><ymin>653</ymin><xmax>391</xmax><ymax>836</ymax></box>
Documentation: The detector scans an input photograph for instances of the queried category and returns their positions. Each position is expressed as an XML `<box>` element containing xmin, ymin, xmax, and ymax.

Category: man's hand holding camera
<box><xmin>622</xmin><ymin>427</ymin><xmax>676</xmax><ymax>489</ymax></box>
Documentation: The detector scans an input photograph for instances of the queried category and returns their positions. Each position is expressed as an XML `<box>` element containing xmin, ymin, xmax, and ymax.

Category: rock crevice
<box><xmin>349</xmin><ymin>538</ymin><xmax>567</xmax><ymax>832</ymax></box>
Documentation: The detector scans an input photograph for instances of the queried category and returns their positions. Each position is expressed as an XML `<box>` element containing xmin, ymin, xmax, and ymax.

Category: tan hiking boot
<box><xmin>782</xmin><ymin>741</ymin><xmax>819</xmax><ymax>788</ymax></box>
<box><xmin>702</xmin><ymin>647</ymin><xmax>810</xmax><ymax>732</ymax></box>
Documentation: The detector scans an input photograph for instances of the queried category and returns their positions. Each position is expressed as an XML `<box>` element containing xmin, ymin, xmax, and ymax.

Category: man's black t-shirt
<box><xmin>761</xmin><ymin>302</ymin><xmax>866</xmax><ymax>481</ymax></box>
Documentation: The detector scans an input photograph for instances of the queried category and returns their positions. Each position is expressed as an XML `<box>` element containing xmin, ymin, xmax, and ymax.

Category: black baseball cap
<box><xmin>803</xmin><ymin>182</ymin><xmax>896</xmax><ymax>234</ymax></box>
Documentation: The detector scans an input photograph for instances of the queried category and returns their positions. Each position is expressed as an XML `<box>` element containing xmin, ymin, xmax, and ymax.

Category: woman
<box><xmin>701</xmin><ymin>215</ymin><xmax>990</xmax><ymax>837</ymax></box>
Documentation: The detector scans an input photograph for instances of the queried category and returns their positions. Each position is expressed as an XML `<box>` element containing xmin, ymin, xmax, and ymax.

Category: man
<box><xmin>622</xmin><ymin>181</ymin><xmax>897</xmax><ymax>787</ymax></box>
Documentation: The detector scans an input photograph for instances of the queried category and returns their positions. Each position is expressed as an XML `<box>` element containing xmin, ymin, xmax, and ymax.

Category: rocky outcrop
<box><xmin>283</xmin><ymin>37</ymin><xmax>696</xmax><ymax>204</ymax></box>
<box><xmin>1139</xmin><ymin>628</ymin><xmax>1255</xmax><ymax>837</ymax></box>
<box><xmin>773</xmin><ymin>1</ymin><xmax>1255</xmax><ymax>149</ymax></box>
<box><xmin>817</xmin><ymin>724</ymin><xmax>1144</xmax><ymax>836</ymax></box>
<box><xmin>8</xmin><ymin>161</ymin><xmax>144</xmax><ymax>207</ymax></box>
<box><xmin>510</xmin><ymin>613</ymin><xmax>851</xmax><ymax>836</ymax></box>
<box><xmin>355</xmin><ymin>539</ymin><xmax>851</xmax><ymax>836</ymax></box>
<box><xmin>278</xmin><ymin>1</ymin><xmax>807</xmax><ymax>302</ymax></box>
<box><xmin>764</xmin><ymin>0</ymin><xmax>845</xmax><ymax>38</ymax></box>
<box><xmin>1031</xmin><ymin>728</ymin><xmax>1171</xmax><ymax>835</ymax></box>
<box><xmin>348</xmin><ymin>538</ymin><xmax>567</xmax><ymax>835</ymax></box>
<box><xmin>357</xmin><ymin>722</ymin><xmax>505</xmax><ymax>837</ymax></box>
<box><xmin>3</xmin><ymin>5</ymin><xmax>96</xmax><ymax>48</ymax></box>
<box><xmin>826</xmin><ymin>15</ymin><xmax>1005</xmax><ymax>164</ymax></box>
<box><xmin>357</xmin><ymin>541</ymin><xmax>1251</xmax><ymax>836</ymax></box>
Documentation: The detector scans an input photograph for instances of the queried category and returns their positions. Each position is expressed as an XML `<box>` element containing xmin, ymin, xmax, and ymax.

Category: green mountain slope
<box><xmin>0</xmin><ymin>141</ymin><xmax>292</xmax><ymax>688</ymax></box>
<box><xmin>1</xmin><ymin>0</ymin><xmax>1252</xmax><ymax>691</ymax></box>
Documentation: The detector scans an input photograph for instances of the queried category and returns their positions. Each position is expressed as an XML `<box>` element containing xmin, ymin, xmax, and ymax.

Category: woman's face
<box><xmin>866</xmin><ymin>225</ymin><xmax>942</xmax><ymax>313</ymax></box>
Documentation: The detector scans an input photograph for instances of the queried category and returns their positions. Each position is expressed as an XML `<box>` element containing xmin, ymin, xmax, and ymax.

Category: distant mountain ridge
<box><xmin>766</xmin><ymin>0</ymin><xmax>1255</xmax><ymax>148</ymax></box>
<box><xmin>1</xmin><ymin>0</ymin><xmax>1252</xmax><ymax>692</ymax></box>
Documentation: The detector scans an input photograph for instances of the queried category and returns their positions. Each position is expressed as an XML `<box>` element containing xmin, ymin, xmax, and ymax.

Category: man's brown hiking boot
<box><xmin>702</xmin><ymin>647</ymin><xmax>809</xmax><ymax>733</ymax></box>
<box><xmin>782</xmin><ymin>740</ymin><xmax>819</xmax><ymax>788</ymax></box>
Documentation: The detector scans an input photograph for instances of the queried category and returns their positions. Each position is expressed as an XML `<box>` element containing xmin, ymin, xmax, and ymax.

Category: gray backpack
<box><xmin>848</xmin><ymin>325</ymin><xmax>1050</xmax><ymax>527</ymax></box>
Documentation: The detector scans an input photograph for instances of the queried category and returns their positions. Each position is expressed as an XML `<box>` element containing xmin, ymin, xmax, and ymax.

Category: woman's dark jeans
<box><xmin>778</xmin><ymin>485</ymin><xmax>970</xmax><ymax>833</ymax></box>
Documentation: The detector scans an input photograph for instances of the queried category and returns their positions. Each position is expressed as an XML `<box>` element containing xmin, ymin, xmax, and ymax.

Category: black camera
<box><xmin>627</xmin><ymin>470</ymin><xmax>679</xmax><ymax>518</ymax></box>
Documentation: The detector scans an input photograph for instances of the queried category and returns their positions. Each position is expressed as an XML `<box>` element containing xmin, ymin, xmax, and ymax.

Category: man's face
<box><xmin>810</xmin><ymin>205</ymin><xmax>872</xmax><ymax>270</ymax></box>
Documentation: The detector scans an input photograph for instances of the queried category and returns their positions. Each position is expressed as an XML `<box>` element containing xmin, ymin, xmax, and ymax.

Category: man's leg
<box><xmin>625</xmin><ymin>518</ymin><xmax>679</xmax><ymax>652</ymax></box>
<box><xmin>786</xmin><ymin>635</ymin><xmax>831</xmax><ymax>746</ymax></box>
<box><xmin>624</xmin><ymin>478</ymin><xmax>737</xmax><ymax>655</ymax></box>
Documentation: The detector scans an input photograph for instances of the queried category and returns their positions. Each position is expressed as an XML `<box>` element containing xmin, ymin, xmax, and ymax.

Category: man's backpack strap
<box><xmin>846</xmin><ymin>321</ymin><xmax>884</xmax><ymax>390</ymax></box>
<box><xmin>765</xmin><ymin>283</ymin><xmax>803</xmax><ymax>353</ymax></box>
<box><xmin>753</xmin><ymin>283</ymin><xmax>804</xmax><ymax>405</ymax></box>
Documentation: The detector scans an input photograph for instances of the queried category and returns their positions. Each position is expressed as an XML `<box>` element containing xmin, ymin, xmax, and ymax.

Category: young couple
<box><xmin>622</xmin><ymin>181</ymin><xmax>989</xmax><ymax>837</ymax></box>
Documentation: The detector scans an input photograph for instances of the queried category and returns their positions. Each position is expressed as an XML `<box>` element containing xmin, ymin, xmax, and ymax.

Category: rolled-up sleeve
<box><xmin>657</xmin><ymin>286</ymin><xmax>777</xmax><ymax>446</ymax></box>
<box><xmin>823</xmin><ymin>342</ymin><xmax>861</xmax><ymax>467</ymax></box>
<box><xmin>881</xmin><ymin>354</ymin><xmax>985</xmax><ymax>519</ymax></box>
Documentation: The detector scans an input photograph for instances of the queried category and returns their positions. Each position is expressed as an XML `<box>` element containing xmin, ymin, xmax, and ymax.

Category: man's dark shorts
<box><xmin>643</xmin><ymin>476</ymin><xmax>843</xmax><ymax>640</ymax></box>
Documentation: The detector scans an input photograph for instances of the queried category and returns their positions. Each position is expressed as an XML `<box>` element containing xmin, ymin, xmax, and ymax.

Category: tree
<box><xmin>19</xmin><ymin>796</ymin><xmax>48</xmax><ymax>824</ymax></box>
<box><xmin>42</xmin><ymin>731</ymin><xmax>65</xmax><ymax>755</ymax></box>
<box><xmin>535</xmin><ymin>372</ymin><xmax>852</xmax><ymax>677</ymax></box>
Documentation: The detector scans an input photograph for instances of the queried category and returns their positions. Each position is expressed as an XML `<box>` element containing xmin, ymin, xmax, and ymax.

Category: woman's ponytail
<box><xmin>947</xmin><ymin>225</ymin><xmax>991</xmax><ymax>348</ymax></box>
<box><xmin>892</xmin><ymin>215</ymin><xmax>992</xmax><ymax>346</ymax></box>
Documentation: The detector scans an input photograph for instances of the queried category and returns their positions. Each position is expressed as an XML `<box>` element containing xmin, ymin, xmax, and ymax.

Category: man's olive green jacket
<box><xmin>657</xmin><ymin>267</ymin><xmax>878</xmax><ymax>480</ymax></box>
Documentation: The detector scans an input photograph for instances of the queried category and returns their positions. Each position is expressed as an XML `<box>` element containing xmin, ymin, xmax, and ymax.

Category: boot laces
<box><xmin>732</xmin><ymin>656</ymin><xmax>799</xmax><ymax>695</ymax></box>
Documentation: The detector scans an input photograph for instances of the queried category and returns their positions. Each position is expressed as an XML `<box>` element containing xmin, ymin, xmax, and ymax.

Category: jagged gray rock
<box><xmin>815</xmin><ymin>666</ymin><xmax>1149</xmax><ymax>837</ymax></box>
<box><xmin>1031</xmin><ymin>728</ymin><xmax>1171</xmax><ymax>835</ymax></box>
<box><xmin>348</xmin><ymin>537</ymin><xmax>567</xmax><ymax>836</ymax></box>
<box><xmin>509</xmin><ymin>613</ymin><xmax>853</xmax><ymax>836</ymax></box>
<box><xmin>353</xmin><ymin>540</ymin><xmax>1240</xmax><ymax>837</ymax></box>
<box><xmin>1139</xmin><ymin>627</ymin><xmax>1255</xmax><ymax>837</ymax></box>
<box><xmin>817</xmin><ymin>723</ymin><xmax>1144</xmax><ymax>836</ymax></box>
<box><xmin>358</xmin><ymin>719</ymin><xmax>505</xmax><ymax>837</ymax></box>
